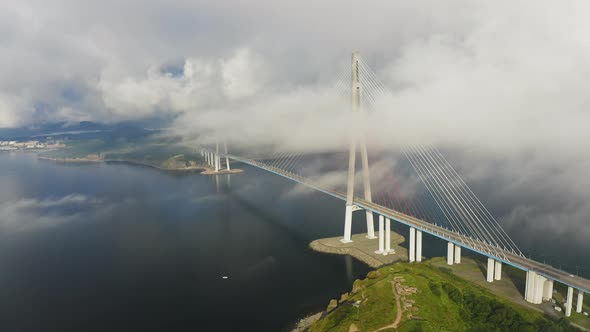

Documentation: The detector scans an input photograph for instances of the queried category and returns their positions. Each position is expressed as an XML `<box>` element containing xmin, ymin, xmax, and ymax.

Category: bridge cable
<box><xmin>404</xmin><ymin>148</ymin><xmax>481</xmax><ymax>251</ymax></box>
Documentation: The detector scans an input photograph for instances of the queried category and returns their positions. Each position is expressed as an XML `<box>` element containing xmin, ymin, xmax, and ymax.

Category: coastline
<box><xmin>37</xmin><ymin>155</ymin><xmax>205</xmax><ymax>173</ymax></box>
<box><xmin>37</xmin><ymin>155</ymin><xmax>245</xmax><ymax>174</ymax></box>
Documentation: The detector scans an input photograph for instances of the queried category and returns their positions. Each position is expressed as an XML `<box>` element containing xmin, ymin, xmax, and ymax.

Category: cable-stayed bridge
<box><xmin>201</xmin><ymin>52</ymin><xmax>588</xmax><ymax>317</ymax></box>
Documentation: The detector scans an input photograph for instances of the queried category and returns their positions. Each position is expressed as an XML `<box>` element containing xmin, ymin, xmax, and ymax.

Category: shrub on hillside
<box><xmin>442</xmin><ymin>282</ymin><xmax>462</xmax><ymax>303</ymax></box>
<box><xmin>428</xmin><ymin>282</ymin><xmax>441</xmax><ymax>297</ymax></box>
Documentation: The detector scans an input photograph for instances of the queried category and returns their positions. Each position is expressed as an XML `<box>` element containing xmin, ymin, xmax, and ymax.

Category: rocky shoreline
<box><xmin>290</xmin><ymin>312</ymin><xmax>323</xmax><ymax>332</ymax></box>
<box><xmin>38</xmin><ymin>156</ymin><xmax>205</xmax><ymax>172</ymax></box>
<box><xmin>37</xmin><ymin>155</ymin><xmax>247</xmax><ymax>175</ymax></box>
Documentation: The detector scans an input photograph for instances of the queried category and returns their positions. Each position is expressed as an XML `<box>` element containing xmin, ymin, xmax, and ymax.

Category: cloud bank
<box><xmin>1</xmin><ymin>1</ymin><xmax>589</xmax><ymax>254</ymax></box>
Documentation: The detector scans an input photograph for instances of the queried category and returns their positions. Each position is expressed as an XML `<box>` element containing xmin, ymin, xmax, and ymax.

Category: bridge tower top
<box><xmin>351</xmin><ymin>51</ymin><xmax>361</xmax><ymax>113</ymax></box>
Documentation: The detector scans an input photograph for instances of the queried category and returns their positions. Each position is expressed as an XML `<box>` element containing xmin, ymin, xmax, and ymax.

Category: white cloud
<box><xmin>1</xmin><ymin>0</ymin><xmax>590</xmax><ymax>253</ymax></box>
<box><xmin>0</xmin><ymin>194</ymin><xmax>99</xmax><ymax>232</ymax></box>
<box><xmin>0</xmin><ymin>94</ymin><xmax>29</xmax><ymax>127</ymax></box>
<box><xmin>221</xmin><ymin>48</ymin><xmax>267</xmax><ymax>100</ymax></box>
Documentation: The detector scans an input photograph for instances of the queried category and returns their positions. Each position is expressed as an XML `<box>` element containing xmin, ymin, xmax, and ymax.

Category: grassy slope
<box><xmin>310</xmin><ymin>260</ymin><xmax>578</xmax><ymax>332</ymax></box>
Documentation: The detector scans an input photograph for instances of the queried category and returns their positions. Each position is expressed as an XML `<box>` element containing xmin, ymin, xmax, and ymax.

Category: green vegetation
<box><xmin>552</xmin><ymin>283</ymin><xmax>590</xmax><ymax>330</ymax></box>
<box><xmin>310</xmin><ymin>261</ymin><xmax>580</xmax><ymax>332</ymax></box>
<box><xmin>39</xmin><ymin>129</ymin><xmax>205</xmax><ymax>169</ymax></box>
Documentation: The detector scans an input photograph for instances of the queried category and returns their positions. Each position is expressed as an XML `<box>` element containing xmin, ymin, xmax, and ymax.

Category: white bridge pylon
<box><xmin>211</xmin><ymin>52</ymin><xmax>590</xmax><ymax>310</ymax></box>
<box><xmin>342</xmin><ymin>51</ymin><xmax>376</xmax><ymax>243</ymax></box>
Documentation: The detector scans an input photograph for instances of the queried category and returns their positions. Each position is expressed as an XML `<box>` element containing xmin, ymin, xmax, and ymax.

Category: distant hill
<box><xmin>0</xmin><ymin>114</ymin><xmax>177</xmax><ymax>140</ymax></box>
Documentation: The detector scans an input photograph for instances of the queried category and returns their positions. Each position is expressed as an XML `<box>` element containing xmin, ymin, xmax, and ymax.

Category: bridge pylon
<box><xmin>341</xmin><ymin>51</ymin><xmax>376</xmax><ymax>243</ymax></box>
<box><xmin>223</xmin><ymin>142</ymin><xmax>231</xmax><ymax>171</ymax></box>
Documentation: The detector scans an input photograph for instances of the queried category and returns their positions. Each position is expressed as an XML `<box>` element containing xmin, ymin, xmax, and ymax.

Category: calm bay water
<box><xmin>0</xmin><ymin>152</ymin><xmax>587</xmax><ymax>331</ymax></box>
<box><xmin>0</xmin><ymin>153</ymin><xmax>372</xmax><ymax>331</ymax></box>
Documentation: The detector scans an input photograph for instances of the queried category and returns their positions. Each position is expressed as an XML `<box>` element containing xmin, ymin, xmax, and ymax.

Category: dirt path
<box><xmin>373</xmin><ymin>281</ymin><xmax>402</xmax><ymax>332</ymax></box>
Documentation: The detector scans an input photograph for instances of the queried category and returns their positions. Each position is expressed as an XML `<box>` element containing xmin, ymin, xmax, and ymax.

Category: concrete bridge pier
<box><xmin>525</xmin><ymin>271</ymin><xmax>553</xmax><ymax>304</ymax></box>
<box><xmin>375</xmin><ymin>215</ymin><xmax>384</xmax><ymax>254</ymax></box>
<box><xmin>577</xmin><ymin>290</ymin><xmax>584</xmax><ymax>313</ymax></box>
<box><xmin>341</xmin><ymin>205</ymin><xmax>353</xmax><ymax>243</ymax></box>
<box><xmin>224</xmin><ymin>143</ymin><xmax>231</xmax><ymax>171</ymax></box>
<box><xmin>365</xmin><ymin>212</ymin><xmax>376</xmax><ymax>240</ymax></box>
<box><xmin>525</xmin><ymin>271</ymin><xmax>539</xmax><ymax>303</ymax></box>
<box><xmin>454</xmin><ymin>245</ymin><xmax>461</xmax><ymax>264</ymax></box>
<box><xmin>494</xmin><ymin>260</ymin><xmax>502</xmax><ymax>281</ymax></box>
<box><xmin>385</xmin><ymin>218</ymin><xmax>391</xmax><ymax>254</ymax></box>
<box><xmin>485</xmin><ymin>258</ymin><xmax>503</xmax><ymax>283</ymax></box>
<box><xmin>407</xmin><ymin>227</ymin><xmax>422</xmax><ymax>262</ymax></box>
<box><xmin>376</xmin><ymin>217</ymin><xmax>395</xmax><ymax>256</ymax></box>
<box><xmin>566</xmin><ymin>286</ymin><xmax>574</xmax><ymax>317</ymax></box>
<box><xmin>447</xmin><ymin>242</ymin><xmax>454</xmax><ymax>265</ymax></box>
<box><xmin>415</xmin><ymin>229</ymin><xmax>422</xmax><ymax>262</ymax></box>
<box><xmin>534</xmin><ymin>275</ymin><xmax>546</xmax><ymax>303</ymax></box>
<box><xmin>409</xmin><ymin>227</ymin><xmax>416</xmax><ymax>262</ymax></box>
<box><xmin>542</xmin><ymin>279</ymin><xmax>554</xmax><ymax>301</ymax></box>
<box><xmin>524</xmin><ymin>271</ymin><xmax>535</xmax><ymax>303</ymax></box>
<box><xmin>486</xmin><ymin>258</ymin><xmax>495</xmax><ymax>282</ymax></box>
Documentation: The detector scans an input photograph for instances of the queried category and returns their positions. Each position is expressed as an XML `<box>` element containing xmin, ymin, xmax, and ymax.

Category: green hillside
<box><xmin>310</xmin><ymin>261</ymin><xmax>579</xmax><ymax>332</ymax></box>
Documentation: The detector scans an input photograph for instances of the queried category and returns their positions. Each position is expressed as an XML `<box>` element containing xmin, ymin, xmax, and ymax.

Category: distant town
<box><xmin>0</xmin><ymin>138</ymin><xmax>65</xmax><ymax>151</ymax></box>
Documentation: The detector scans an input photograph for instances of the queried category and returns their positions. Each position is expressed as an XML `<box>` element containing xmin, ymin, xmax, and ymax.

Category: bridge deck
<box><xmin>228</xmin><ymin>154</ymin><xmax>590</xmax><ymax>294</ymax></box>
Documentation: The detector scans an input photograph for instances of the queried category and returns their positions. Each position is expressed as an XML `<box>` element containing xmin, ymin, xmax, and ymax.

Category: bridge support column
<box><xmin>341</xmin><ymin>205</ymin><xmax>353</xmax><ymax>243</ymax></box>
<box><xmin>447</xmin><ymin>242</ymin><xmax>454</xmax><ymax>265</ymax></box>
<box><xmin>486</xmin><ymin>258</ymin><xmax>494</xmax><ymax>282</ymax></box>
<box><xmin>385</xmin><ymin>218</ymin><xmax>392</xmax><ymax>254</ymax></box>
<box><xmin>454</xmin><ymin>245</ymin><xmax>461</xmax><ymax>264</ymax></box>
<box><xmin>215</xmin><ymin>143</ymin><xmax>220</xmax><ymax>170</ymax></box>
<box><xmin>542</xmin><ymin>279</ymin><xmax>554</xmax><ymax>301</ymax></box>
<box><xmin>375</xmin><ymin>215</ymin><xmax>384</xmax><ymax>254</ymax></box>
<box><xmin>534</xmin><ymin>275</ymin><xmax>546</xmax><ymax>304</ymax></box>
<box><xmin>577</xmin><ymin>290</ymin><xmax>584</xmax><ymax>313</ymax></box>
<box><xmin>525</xmin><ymin>270</ymin><xmax>546</xmax><ymax>303</ymax></box>
<box><xmin>494</xmin><ymin>261</ymin><xmax>502</xmax><ymax>281</ymax></box>
<box><xmin>224</xmin><ymin>142</ymin><xmax>231</xmax><ymax>171</ymax></box>
<box><xmin>365</xmin><ymin>212</ymin><xmax>376</xmax><ymax>239</ymax></box>
<box><xmin>566</xmin><ymin>286</ymin><xmax>573</xmax><ymax>317</ymax></box>
<box><xmin>415</xmin><ymin>230</ymin><xmax>422</xmax><ymax>262</ymax></box>
<box><xmin>524</xmin><ymin>272</ymin><xmax>545</xmax><ymax>304</ymax></box>
<box><xmin>525</xmin><ymin>271</ymin><xmax>533</xmax><ymax>302</ymax></box>
<box><xmin>409</xmin><ymin>227</ymin><xmax>416</xmax><ymax>262</ymax></box>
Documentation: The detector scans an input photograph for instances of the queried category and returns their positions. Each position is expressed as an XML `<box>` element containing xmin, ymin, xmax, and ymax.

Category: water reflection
<box><xmin>0</xmin><ymin>153</ymin><xmax>371</xmax><ymax>331</ymax></box>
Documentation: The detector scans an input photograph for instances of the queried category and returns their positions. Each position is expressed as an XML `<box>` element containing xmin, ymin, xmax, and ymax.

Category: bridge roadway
<box><xmin>226</xmin><ymin>154</ymin><xmax>590</xmax><ymax>294</ymax></box>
